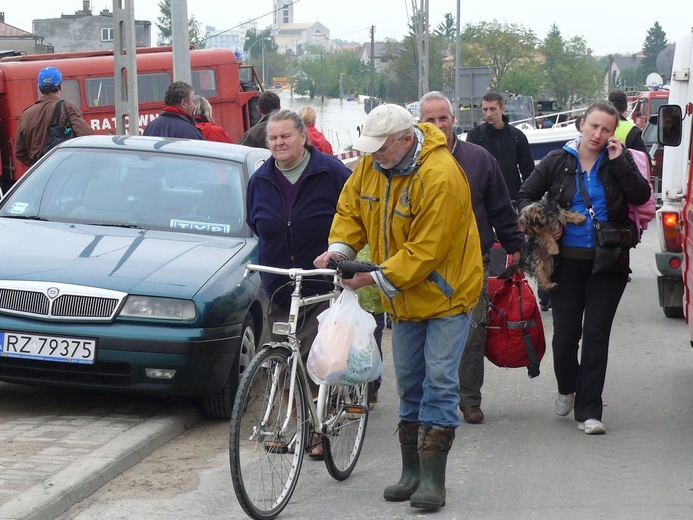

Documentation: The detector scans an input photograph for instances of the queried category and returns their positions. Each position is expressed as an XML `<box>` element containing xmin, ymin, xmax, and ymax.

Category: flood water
<box><xmin>278</xmin><ymin>90</ymin><xmax>370</xmax><ymax>155</ymax></box>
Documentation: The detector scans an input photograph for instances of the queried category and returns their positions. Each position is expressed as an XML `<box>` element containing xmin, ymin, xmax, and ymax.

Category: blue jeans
<box><xmin>391</xmin><ymin>313</ymin><xmax>471</xmax><ymax>428</ymax></box>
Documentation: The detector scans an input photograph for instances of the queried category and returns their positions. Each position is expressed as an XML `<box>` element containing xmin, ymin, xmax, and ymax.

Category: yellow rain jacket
<box><xmin>328</xmin><ymin>123</ymin><xmax>483</xmax><ymax>322</ymax></box>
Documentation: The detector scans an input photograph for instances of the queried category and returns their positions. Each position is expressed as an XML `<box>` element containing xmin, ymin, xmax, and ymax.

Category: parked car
<box><xmin>0</xmin><ymin>135</ymin><xmax>271</xmax><ymax>419</ymax></box>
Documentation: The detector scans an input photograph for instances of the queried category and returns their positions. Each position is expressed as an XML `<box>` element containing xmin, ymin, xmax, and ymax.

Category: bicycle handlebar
<box><xmin>327</xmin><ymin>258</ymin><xmax>381</xmax><ymax>279</ymax></box>
<box><xmin>243</xmin><ymin>259</ymin><xmax>381</xmax><ymax>281</ymax></box>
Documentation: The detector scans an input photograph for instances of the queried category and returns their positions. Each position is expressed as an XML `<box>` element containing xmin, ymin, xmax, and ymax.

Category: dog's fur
<box><xmin>511</xmin><ymin>197</ymin><xmax>586</xmax><ymax>290</ymax></box>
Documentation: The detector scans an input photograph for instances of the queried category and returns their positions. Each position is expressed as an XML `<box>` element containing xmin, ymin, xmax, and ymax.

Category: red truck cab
<box><xmin>0</xmin><ymin>47</ymin><xmax>261</xmax><ymax>189</ymax></box>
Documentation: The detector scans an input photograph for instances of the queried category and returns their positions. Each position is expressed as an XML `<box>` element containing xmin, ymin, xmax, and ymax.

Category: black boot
<box><xmin>383</xmin><ymin>421</ymin><xmax>420</xmax><ymax>501</ymax></box>
<box><xmin>409</xmin><ymin>425</ymin><xmax>455</xmax><ymax>510</ymax></box>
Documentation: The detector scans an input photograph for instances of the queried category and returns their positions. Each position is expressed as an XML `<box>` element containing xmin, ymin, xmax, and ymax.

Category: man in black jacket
<box><xmin>241</xmin><ymin>91</ymin><xmax>281</xmax><ymax>148</ymax></box>
<box><xmin>465</xmin><ymin>92</ymin><xmax>535</xmax><ymax>202</ymax></box>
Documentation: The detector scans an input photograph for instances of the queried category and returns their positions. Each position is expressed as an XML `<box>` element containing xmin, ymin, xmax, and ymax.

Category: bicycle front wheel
<box><xmin>229</xmin><ymin>346</ymin><xmax>308</xmax><ymax>520</ymax></box>
<box><xmin>322</xmin><ymin>382</ymin><xmax>369</xmax><ymax>481</ymax></box>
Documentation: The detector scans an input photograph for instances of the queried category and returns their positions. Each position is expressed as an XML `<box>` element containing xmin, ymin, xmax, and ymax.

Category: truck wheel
<box><xmin>663</xmin><ymin>306</ymin><xmax>684</xmax><ymax>318</ymax></box>
<box><xmin>201</xmin><ymin>314</ymin><xmax>257</xmax><ymax>419</ymax></box>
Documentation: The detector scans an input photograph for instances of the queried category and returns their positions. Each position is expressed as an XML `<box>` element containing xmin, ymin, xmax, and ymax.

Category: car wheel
<box><xmin>663</xmin><ymin>306</ymin><xmax>684</xmax><ymax>318</ymax></box>
<box><xmin>202</xmin><ymin>314</ymin><xmax>257</xmax><ymax>419</ymax></box>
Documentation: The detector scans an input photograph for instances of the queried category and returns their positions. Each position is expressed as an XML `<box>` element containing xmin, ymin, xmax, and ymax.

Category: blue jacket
<box><xmin>246</xmin><ymin>146</ymin><xmax>351</xmax><ymax>303</ymax></box>
<box><xmin>451</xmin><ymin>138</ymin><xmax>524</xmax><ymax>255</ymax></box>
<box><xmin>516</xmin><ymin>137</ymin><xmax>651</xmax><ymax>249</ymax></box>
<box><xmin>143</xmin><ymin>111</ymin><xmax>204</xmax><ymax>140</ymax></box>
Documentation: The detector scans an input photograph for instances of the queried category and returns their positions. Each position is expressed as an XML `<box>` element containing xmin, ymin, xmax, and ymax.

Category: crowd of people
<box><xmin>17</xmin><ymin>67</ymin><xmax>652</xmax><ymax>510</ymax></box>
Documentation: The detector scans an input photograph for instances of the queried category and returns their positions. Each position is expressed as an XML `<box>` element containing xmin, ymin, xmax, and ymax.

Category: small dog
<box><xmin>508</xmin><ymin>197</ymin><xmax>586</xmax><ymax>290</ymax></box>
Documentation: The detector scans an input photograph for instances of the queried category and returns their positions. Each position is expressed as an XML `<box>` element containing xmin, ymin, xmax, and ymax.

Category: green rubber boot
<box><xmin>409</xmin><ymin>425</ymin><xmax>455</xmax><ymax>510</ymax></box>
<box><xmin>383</xmin><ymin>421</ymin><xmax>420</xmax><ymax>501</ymax></box>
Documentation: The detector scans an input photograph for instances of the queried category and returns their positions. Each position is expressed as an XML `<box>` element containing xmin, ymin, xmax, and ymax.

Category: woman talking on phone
<box><xmin>515</xmin><ymin>101</ymin><xmax>651</xmax><ymax>435</ymax></box>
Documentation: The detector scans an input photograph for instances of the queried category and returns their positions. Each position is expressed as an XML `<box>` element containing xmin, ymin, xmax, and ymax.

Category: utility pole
<box><xmin>171</xmin><ymin>0</ymin><xmax>192</xmax><ymax>84</ymax></box>
<box><xmin>369</xmin><ymin>25</ymin><xmax>375</xmax><ymax>99</ymax></box>
<box><xmin>320</xmin><ymin>50</ymin><xmax>324</xmax><ymax>102</ymax></box>
<box><xmin>420</xmin><ymin>0</ymin><xmax>429</xmax><ymax>99</ymax></box>
<box><xmin>113</xmin><ymin>0</ymin><xmax>138</xmax><ymax>135</ymax></box>
<box><xmin>412</xmin><ymin>0</ymin><xmax>429</xmax><ymax>99</ymax></box>
<box><xmin>454</xmin><ymin>0</ymin><xmax>460</xmax><ymax>122</ymax></box>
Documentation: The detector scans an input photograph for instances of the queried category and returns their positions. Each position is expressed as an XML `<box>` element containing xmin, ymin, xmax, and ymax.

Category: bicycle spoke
<box><xmin>230</xmin><ymin>348</ymin><xmax>307</xmax><ymax>520</ymax></box>
<box><xmin>323</xmin><ymin>383</ymin><xmax>369</xmax><ymax>481</ymax></box>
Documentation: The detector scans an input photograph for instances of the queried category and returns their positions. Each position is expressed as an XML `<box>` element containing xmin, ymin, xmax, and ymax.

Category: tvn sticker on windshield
<box><xmin>170</xmin><ymin>219</ymin><xmax>231</xmax><ymax>234</ymax></box>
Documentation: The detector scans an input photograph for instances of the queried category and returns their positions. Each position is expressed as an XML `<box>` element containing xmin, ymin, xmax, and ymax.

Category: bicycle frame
<box><xmin>242</xmin><ymin>264</ymin><xmax>342</xmax><ymax>441</ymax></box>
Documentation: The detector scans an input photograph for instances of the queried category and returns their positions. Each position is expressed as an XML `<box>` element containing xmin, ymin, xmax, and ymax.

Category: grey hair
<box><xmin>419</xmin><ymin>91</ymin><xmax>454</xmax><ymax>116</ymax></box>
<box><xmin>192</xmin><ymin>96</ymin><xmax>213</xmax><ymax>120</ymax></box>
<box><xmin>266</xmin><ymin>109</ymin><xmax>312</xmax><ymax>149</ymax></box>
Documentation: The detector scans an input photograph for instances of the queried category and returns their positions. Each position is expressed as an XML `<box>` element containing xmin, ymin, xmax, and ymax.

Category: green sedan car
<box><xmin>0</xmin><ymin>135</ymin><xmax>271</xmax><ymax>419</ymax></box>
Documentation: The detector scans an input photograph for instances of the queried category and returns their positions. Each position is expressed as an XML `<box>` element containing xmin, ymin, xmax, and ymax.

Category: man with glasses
<box><xmin>143</xmin><ymin>81</ymin><xmax>203</xmax><ymax>140</ymax></box>
<box><xmin>314</xmin><ymin>104</ymin><xmax>482</xmax><ymax>510</ymax></box>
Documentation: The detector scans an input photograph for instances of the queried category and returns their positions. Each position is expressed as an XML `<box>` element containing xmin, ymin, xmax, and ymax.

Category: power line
<box><xmin>200</xmin><ymin>0</ymin><xmax>303</xmax><ymax>42</ymax></box>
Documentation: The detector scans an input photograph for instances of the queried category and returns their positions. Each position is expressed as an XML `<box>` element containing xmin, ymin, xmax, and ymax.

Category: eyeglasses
<box><xmin>371</xmin><ymin>134</ymin><xmax>404</xmax><ymax>157</ymax></box>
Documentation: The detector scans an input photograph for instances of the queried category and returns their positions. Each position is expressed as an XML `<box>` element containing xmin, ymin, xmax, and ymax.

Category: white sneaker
<box><xmin>555</xmin><ymin>392</ymin><xmax>575</xmax><ymax>416</ymax></box>
<box><xmin>578</xmin><ymin>419</ymin><xmax>606</xmax><ymax>435</ymax></box>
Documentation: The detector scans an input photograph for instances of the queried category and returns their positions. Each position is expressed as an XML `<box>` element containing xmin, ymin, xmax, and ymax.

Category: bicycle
<box><xmin>229</xmin><ymin>259</ymin><xmax>381</xmax><ymax>520</ymax></box>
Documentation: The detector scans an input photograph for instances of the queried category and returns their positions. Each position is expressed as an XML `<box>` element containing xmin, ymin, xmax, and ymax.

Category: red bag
<box><xmin>485</xmin><ymin>273</ymin><xmax>546</xmax><ymax>378</ymax></box>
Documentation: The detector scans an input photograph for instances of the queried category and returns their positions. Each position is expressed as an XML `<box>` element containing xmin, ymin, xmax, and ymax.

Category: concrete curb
<box><xmin>0</xmin><ymin>406</ymin><xmax>202</xmax><ymax>520</ymax></box>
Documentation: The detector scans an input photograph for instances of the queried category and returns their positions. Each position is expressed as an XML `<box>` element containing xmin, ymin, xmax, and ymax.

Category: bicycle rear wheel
<box><xmin>229</xmin><ymin>346</ymin><xmax>308</xmax><ymax>520</ymax></box>
<box><xmin>322</xmin><ymin>382</ymin><xmax>369</xmax><ymax>480</ymax></box>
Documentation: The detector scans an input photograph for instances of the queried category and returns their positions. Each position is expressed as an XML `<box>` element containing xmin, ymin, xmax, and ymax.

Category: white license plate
<box><xmin>0</xmin><ymin>332</ymin><xmax>96</xmax><ymax>365</ymax></box>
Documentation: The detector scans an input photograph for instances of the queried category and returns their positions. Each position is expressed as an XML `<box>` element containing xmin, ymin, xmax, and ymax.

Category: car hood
<box><xmin>0</xmin><ymin>220</ymin><xmax>250</xmax><ymax>298</ymax></box>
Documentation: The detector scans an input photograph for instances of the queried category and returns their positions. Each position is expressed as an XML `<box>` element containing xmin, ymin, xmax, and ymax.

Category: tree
<box><xmin>641</xmin><ymin>22</ymin><xmax>668</xmax><ymax>76</ymax></box>
<box><xmin>459</xmin><ymin>21</ymin><xmax>539</xmax><ymax>90</ymax></box>
<box><xmin>289</xmin><ymin>48</ymin><xmax>370</xmax><ymax>99</ymax></box>
<box><xmin>434</xmin><ymin>13</ymin><xmax>456</xmax><ymax>41</ymax></box>
<box><xmin>539</xmin><ymin>26</ymin><xmax>602</xmax><ymax>110</ymax></box>
<box><xmin>156</xmin><ymin>0</ymin><xmax>206</xmax><ymax>48</ymax></box>
<box><xmin>381</xmin><ymin>34</ymin><xmax>450</xmax><ymax>104</ymax></box>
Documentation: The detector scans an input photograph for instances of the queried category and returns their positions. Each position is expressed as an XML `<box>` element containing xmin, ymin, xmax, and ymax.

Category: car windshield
<box><xmin>0</xmin><ymin>148</ymin><xmax>250</xmax><ymax>237</ymax></box>
<box><xmin>642</xmin><ymin>122</ymin><xmax>658</xmax><ymax>147</ymax></box>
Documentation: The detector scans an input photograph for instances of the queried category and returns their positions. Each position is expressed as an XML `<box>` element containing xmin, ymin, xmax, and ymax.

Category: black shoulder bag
<box><xmin>43</xmin><ymin>101</ymin><xmax>75</xmax><ymax>154</ymax></box>
<box><xmin>576</xmin><ymin>172</ymin><xmax>637</xmax><ymax>274</ymax></box>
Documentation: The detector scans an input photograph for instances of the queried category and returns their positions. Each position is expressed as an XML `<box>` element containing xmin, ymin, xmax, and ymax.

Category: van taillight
<box><xmin>662</xmin><ymin>211</ymin><xmax>683</xmax><ymax>252</ymax></box>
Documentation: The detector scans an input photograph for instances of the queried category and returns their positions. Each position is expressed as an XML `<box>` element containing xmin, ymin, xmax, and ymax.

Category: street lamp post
<box><xmin>261</xmin><ymin>38</ymin><xmax>265</xmax><ymax>87</ymax></box>
<box><xmin>247</xmin><ymin>37</ymin><xmax>271</xmax><ymax>87</ymax></box>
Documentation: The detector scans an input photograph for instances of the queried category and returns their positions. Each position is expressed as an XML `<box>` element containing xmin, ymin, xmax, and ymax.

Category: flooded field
<box><xmin>277</xmin><ymin>90</ymin><xmax>370</xmax><ymax>154</ymax></box>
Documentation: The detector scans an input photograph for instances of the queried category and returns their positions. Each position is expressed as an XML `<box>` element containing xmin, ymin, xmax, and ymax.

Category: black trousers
<box><xmin>550</xmin><ymin>257</ymin><xmax>629</xmax><ymax>422</ymax></box>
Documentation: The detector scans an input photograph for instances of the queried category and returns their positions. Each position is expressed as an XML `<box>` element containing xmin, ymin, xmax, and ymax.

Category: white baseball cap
<box><xmin>354</xmin><ymin>104</ymin><xmax>413</xmax><ymax>153</ymax></box>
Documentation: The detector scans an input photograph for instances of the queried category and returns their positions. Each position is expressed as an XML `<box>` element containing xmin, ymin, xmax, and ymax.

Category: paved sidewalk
<box><xmin>0</xmin><ymin>383</ymin><xmax>201</xmax><ymax>520</ymax></box>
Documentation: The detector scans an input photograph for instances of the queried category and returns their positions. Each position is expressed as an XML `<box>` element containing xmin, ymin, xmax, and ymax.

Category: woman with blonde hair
<box><xmin>297</xmin><ymin>106</ymin><xmax>333</xmax><ymax>155</ymax></box>
<box><xmin>192</xmin><ymin>96</ymin><xmax>232</xmax><ymax>143</ymax></box>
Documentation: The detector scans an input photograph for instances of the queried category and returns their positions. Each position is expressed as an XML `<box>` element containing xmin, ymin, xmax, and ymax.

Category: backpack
<box><xmin>43</xmin><ymin>101</ymin><xmax>75</xmax><ymax>154</ymax></box>
<box><xmin>626</xmin><ymin>148</ymin><xmax>656</xmax><ymax>237</ymax></box>
<box><xmin>485</xmin><ymin>272</ymin><xmax>546</xmax><ymax>378</ymax></box>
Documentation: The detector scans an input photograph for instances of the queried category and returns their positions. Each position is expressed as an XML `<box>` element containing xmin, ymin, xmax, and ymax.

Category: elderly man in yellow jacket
<box><xmin>315</xmin><ymin>104</ymin><xmax>482</xmax><ymax>511</ymax></box>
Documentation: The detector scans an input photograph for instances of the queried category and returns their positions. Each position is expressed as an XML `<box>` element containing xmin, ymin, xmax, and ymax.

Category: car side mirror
<box><xmin>657</xmin><ymin>105</ymin><xmax>682</xmax><ymax>147</ymax></box>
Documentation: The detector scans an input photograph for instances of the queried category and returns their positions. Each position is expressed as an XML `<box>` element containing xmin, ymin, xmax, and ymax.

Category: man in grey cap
<box><xmin>315</xmin><ymin>104</ymin><xmax>482</xmax><ymax>510</ymax></box>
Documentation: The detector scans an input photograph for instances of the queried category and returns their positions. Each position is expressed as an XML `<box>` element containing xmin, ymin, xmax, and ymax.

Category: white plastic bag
<box><xmin>307</xmin><ymin>289</ymin><xmax>383</xmax><ymax>386</ymax></box>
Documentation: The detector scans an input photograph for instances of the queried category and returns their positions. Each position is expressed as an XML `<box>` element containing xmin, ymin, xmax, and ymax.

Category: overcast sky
<box><xmin>3</xmin><ymin>1</ymin><xmax>691</xmax><ymax>56</ymax></box>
